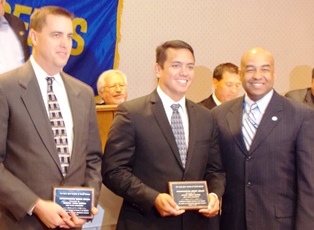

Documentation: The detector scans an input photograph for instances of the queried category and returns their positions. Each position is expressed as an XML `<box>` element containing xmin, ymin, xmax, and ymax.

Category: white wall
<box><xmin>117</xmin><ymin>0</ymin><xmax>314</xmax><ymax>102</ymax></box>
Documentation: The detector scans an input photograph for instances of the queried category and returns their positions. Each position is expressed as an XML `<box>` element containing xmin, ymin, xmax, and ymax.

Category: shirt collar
<box><xmin>244</xmin><ymin>89</ymin><xmax>274</xmax><ymax>114</ymax></box>
<box><xmin>157</xmin><ymin>86</ymin><xmax>186</xmax><ymax>114</ymax></box>
<box><xmin>30</xmin><ymin>55</ymin><xmax>62</xmax><ymax>84</ymax></box>
<box><xmin>212</xmin><ymin>92</ymin><xmax>222</xmax><ymax>106</ymax></box>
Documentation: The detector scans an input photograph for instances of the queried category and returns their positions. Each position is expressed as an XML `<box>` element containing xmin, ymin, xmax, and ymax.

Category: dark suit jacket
<box><xmin>285</xmin><ymin>88</ymin><xmax>314</xmax><ymax>108</ymax></box>
<box><xmin>102</xmin><ymin>90</ymin><xmax>225</xmax><ymax>230</ymax></box>
<box><xmin>198</xmin><ymin>94</ymin><xmax>217</xmax><ymax>110</ymax></box>
<box><xmin>0</xmin><ymin>61</ymin><xmax>102</xmax><ymax>229</ymax></box>
<box><xmin>4</xmin><ymin>13</ymin><xmax>30</xmax><ymax>61</ymax></box>
<box><xmin>212</xmin><ymin>91</ymin><xmax>314</xmax><ymax>230</ymax></box>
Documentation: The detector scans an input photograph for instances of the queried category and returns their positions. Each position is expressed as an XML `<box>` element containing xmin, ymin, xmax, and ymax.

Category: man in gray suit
<box><xmin>213</xmin><ymin>47</ymin><xmax>314</xmax><ymax>230</ymax></box>
<box><xmin>102</xmin><ymin>40</ymin><xmax>225</xmax><ymax>230</ymax></box>
<box><xmin>0</xmin><ymin>6</ymin><xmax>102</xmax><ymax>229</ymax></box>
<box><xmin>285</xmin><ymin>67</ymin><xmax>314</xmax><ymax>108</ymax></box>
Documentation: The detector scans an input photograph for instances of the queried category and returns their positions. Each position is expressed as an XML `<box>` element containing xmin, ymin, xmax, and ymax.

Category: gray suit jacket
<box><xmin>0</xmin><ymin>61</ymin><xmax>102</xmax><ymax>229</ymax></box>
<box><xmin>213</xmin><ymin>91</ymin><xmax>314</xmax><ymax>230</ymax></box>
<box><xmin>102</xmin><ymin>89</ymin><xmax>225</xmax><ymax>230</ymax></box>
<box><xmin>285</xmin><ymin>88</ymin><xmax>314</xmax><ymax>108</ymax></box>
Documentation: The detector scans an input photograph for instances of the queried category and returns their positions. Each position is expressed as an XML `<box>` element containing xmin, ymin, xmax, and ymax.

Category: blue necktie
<box><xmin>242</xmin><ymin>103</ymin><xmax>259</xmax><ymax>150</ymax></box>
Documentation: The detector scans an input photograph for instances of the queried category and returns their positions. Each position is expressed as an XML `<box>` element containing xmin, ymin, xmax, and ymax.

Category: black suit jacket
<box><xmin>213</xmin><ymin>91</ymin><xmax>314</xmax><ymax>230</ymax></box>
<box><xmin>4</xmin><ymin>13</ymin><xmax>30</xmax><ymax>62</ymax></box>
<box><xmin>102</xmin><ymin>89</ymin><xmax>225</xmax><ymax>230</ymax></box>
<box><xmin>198</xmin><ymin>94</ymin><xmax>217</xmax><ymax>110</ymax></box>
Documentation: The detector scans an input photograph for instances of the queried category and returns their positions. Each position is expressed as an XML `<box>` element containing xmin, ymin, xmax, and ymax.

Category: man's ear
<box><xmin>155</xmin><ymin>63</ymin><xmax>162</xmax><ymax>78</ymax></box>
<box><xmin>29</xmin><ymin>29</ymin><xmax>38</xmax><ymax>46</ymax></box>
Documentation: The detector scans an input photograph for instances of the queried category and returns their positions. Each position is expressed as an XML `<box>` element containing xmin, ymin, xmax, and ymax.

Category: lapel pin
<box><xmin>19</xmin><ymin>31</ymin><xmax>24</xmax><ymax>36</ymax></box>
<box><xmin>272</xmin><ymin>116</ymin><xmax>278</xmax><ymax>121</ymax></box>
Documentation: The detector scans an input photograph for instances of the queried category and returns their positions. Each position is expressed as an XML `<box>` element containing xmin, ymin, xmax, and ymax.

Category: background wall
<box><xmin>117</xmin><ymin>1</ymin><xmax>314</xmax><ymax>102</ymax></box>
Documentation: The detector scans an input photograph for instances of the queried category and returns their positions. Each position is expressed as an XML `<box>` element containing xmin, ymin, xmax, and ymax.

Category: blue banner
<box><xmin>5</xmin><ymin>0</ymin><xmax>120</xmax><ymax>93</ymax></box>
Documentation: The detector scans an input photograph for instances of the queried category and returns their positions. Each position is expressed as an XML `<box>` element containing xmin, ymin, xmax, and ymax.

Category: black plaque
<box><xmin>168</xmin><ymin>181</ymin><xmax>209</xmax><ymax>210</ymax></box>
<box><xmin>53</xmin><ymin>187</ymin><xmax>94</xmax><ymax>218</ymax></box>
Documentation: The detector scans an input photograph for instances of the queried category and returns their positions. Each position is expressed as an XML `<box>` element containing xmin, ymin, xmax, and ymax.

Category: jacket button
<box><xmin>246</xmin><ymin>182</ymin><xmax>251</xmax><ymax>187</ymax></box>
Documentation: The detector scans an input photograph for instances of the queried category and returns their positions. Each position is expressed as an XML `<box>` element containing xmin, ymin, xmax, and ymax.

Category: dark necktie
<box><xmin>242</xmin><ymin>103</ymin><xmax>259</xmax><ymax>150</ymax></box>
<box><xmin>47</xmin><ymin>77</ymin><xmax>70</xmax><ymax>177</ymax></box>
<box><xmin>170</xmin><ymin>104</ymin><xmax>187</xmax><ymax>168</ymax></box>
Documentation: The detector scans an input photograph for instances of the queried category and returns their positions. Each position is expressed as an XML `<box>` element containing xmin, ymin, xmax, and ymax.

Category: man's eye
<box><xmin>261</xmin><ymin>68</ymin><xmax>270</xmax><ymax>73</ymax></box>
<box><xmin>246</xmin><ymin>69</ymin><xmax>255</xmax><ymax>73</ymax></box>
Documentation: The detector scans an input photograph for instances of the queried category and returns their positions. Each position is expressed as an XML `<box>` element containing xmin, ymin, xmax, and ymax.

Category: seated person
<box><xmin>198</xmin><ymin>62</ymin><xmax>241</xmax><ymax>109</ymax></box>
<box><xmin>96</xmin><ymin>69</ymin><xmax>128</xmax><ymax>105</ymax></box>
<box><xmin>285</xmin><ymin>67</ymin><xmax>314</xmax><ymax>108</ymax></box>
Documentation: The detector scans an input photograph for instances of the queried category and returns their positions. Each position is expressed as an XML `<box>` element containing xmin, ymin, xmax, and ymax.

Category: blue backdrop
<box><xmin>5</xmin><ymin>0</ymin><xmax>119</xmax><ymax>94</ymax></box>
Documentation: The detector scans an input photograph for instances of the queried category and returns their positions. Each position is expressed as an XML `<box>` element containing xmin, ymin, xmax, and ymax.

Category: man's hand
<box><xmin>33</xmin><ymin>199</ymin><xmax>71</xmax><ymax>229</ymax></box>
<box><xmin>154</xmin><ymin>193</ymin><xmax>185</xmax><ymax>217</ymax></box>
<box><xmin>34</xmin><ymin>199</ymin><xmax>99</xmax><ymax>229</ymax></box>
<box><xmin>63</xmin><ymin>206</ymin><xmax>99</xmax><ymax>228</ymax></box>
<box><xmin>198</xmin><ymin>193</ymin><xmax>220</xmax><ymax>218</ymax></box>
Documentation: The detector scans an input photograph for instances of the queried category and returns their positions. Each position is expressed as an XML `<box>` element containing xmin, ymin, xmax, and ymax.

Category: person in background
<box><xmin>285</xmin><ymin>67</ymin><xmax>314</xmax><ymax>108</ymax></box>
<box><xmin>96</xmin><ymin>69</ymin><xmax>128</xmax><ymax>105</ymax></box>
<box><xmin>198</xmin><ymin>62</ymin><xmax>241</xmax><ymax>109</ymax></box>
<box><xmin>102</xmin><ymin>40</ymin><xmax>225</xmax><ymax>230</ymax></box>
<box><xmin>213</xmin><ymin>47</ymin><xmax>314</xmax><ymax>230</ymax></box>
<box><xmin>0</xmin><ymin>6</ymin><xmax>102</xmax><ymax>229</ymax></box>
<box><xmin>0</xmin><ymin>0</ymin><xmax>30</xmax><ymax>73</ymax></box>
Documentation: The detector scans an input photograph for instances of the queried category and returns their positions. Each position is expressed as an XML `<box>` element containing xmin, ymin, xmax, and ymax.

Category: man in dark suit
<box><xmin>102</xmin><ymin>40</ymin><xmax>225</xmax><ymax>230</ymax></box>
<box><xmin>213</xmin><ymin>47</ymin><xmax>314</xmax><ymax>230</ymax></box>
<box><xmin>0</xmin><ymin>6</ymin><xmax>102</xmax><ymax>229</ymax></box>
<box><xmin>198</xmin><ymin>62</ymin><xmax>241</xmax><ymax>109</ymax></box>
<box><xmin>0</xmin><ymin>0</ymin><xmax>30</xmax><ymax>73</ymax></box>
<box><xmin>285</xmin><ymin>67</ymin><xmax>314</xmax><ymax>108</ymax></box>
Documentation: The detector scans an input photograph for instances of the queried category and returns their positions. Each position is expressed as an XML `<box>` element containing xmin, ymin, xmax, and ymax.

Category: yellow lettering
<box><xmin>72</xmin><ymin>18</ymin><xmax>88</xmax><ymax>56</ymax></box>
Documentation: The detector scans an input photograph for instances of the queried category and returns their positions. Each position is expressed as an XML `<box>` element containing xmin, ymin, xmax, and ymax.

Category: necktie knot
<box><xmin>46</xmin><ymin>76</ymin><xmax>54</xmax><ymax>85</ymax></box>
<box><xmin>171</xmin><ymin>104</ymin><xmax>180</xmax><ymax>112</ymax></box>
<box><xmin>250</xmin><ymin>103</ymin><xmax>258</xmax><ymax>112</ymax></box>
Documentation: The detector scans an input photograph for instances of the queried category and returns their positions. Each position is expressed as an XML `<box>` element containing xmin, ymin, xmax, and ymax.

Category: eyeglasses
<box><xmin>104</xmin><ymin>84</ymin><xmax>126</xmax><ymax>91</ymax></box>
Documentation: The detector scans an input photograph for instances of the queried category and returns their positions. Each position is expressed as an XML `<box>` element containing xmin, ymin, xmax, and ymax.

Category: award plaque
<box><xmin>168</xmin><ymin>181</ymin><xmax>209</xmax><ymax>210</ymax></box>
<box><xmin>53</xmin><ymin>187</ymin><xmax>94</xmax><ymax>218</ymax></box>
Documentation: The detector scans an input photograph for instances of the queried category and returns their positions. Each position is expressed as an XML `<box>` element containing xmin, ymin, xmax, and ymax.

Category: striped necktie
<box><xmin>47</xmin><ymin>77</ymin><xmax>70</xmax><ymax>177</ymax></box>
<box><xmin>242</xmin><ymin>103</ymin><xmax>259</xmax><ymax>150</ymax></box>
<box><xmin>170</xmin><ymin>104</ymin><xmax>187</xmax><ymax>168</ymax></box>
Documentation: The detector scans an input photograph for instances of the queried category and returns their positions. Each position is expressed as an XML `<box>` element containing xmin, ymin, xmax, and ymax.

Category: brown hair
<box><xmin>156</xmin><ymin>40</ymin><xmax>194</xmax><ymax>68</ymax></box>
<box><xmin>213</xmin><ymin>62</ymin><xmax>238</xmax><ymax>81</ymax></box>
<box><xmin>30</xmin><ymin>6</ymin><xmax>73</xmax><ymax>32</ymax></box>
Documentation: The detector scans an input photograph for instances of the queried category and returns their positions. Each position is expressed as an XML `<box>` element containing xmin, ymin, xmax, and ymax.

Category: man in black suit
<box><xmin>0</xmin><ymin>0</ymin><xmax>30</xmax><ymax>73</ymax></box>
<box><xmin>213</xmin><ymin>47</ymin><xmax>314</xmax><ymax>230</ymax></box>
<box><xmin>285</xmin><ymin>67</ymin><xmax>314</xmax><ymax>108</ymax></box>
<box><xmin>198</xmin><ymin>62</ymin><xmax>241</xmax><ymax>109</ymax></box>
<box><xmin>102</xmin><ymin>40</ymin><xmax>225</xmax><ymax>230</ymax></box>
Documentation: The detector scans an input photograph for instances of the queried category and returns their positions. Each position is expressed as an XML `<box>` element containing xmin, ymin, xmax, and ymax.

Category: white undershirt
<box><xmin>30</xmin><ymin>56</ymin><xmax>73</xmax><ymax>155</ymax></box>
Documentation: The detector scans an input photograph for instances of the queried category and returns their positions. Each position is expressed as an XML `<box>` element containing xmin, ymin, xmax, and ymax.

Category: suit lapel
<box><xmin>19</xmin><ymin>62</ymin><xmax>61</xmax><ymax>168</ymax></box>
<box><xmin>249</xmin><ymin>92</ymin><xmax>283</xmax><ymax>153</ymax></box>
<box><xmin>227</xmin><ymin>97</ymin><xmax>248</xmax><ymax>154</ymax></box>
<box><xmin>184</xmin><ymin>100</ymin><xmax>197</xmax><ymax>170</ymax></box>
<box><xmin>150</xmin><ymin>90</ymin><xmax>184</xmax><ymax>168</ymax></box>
